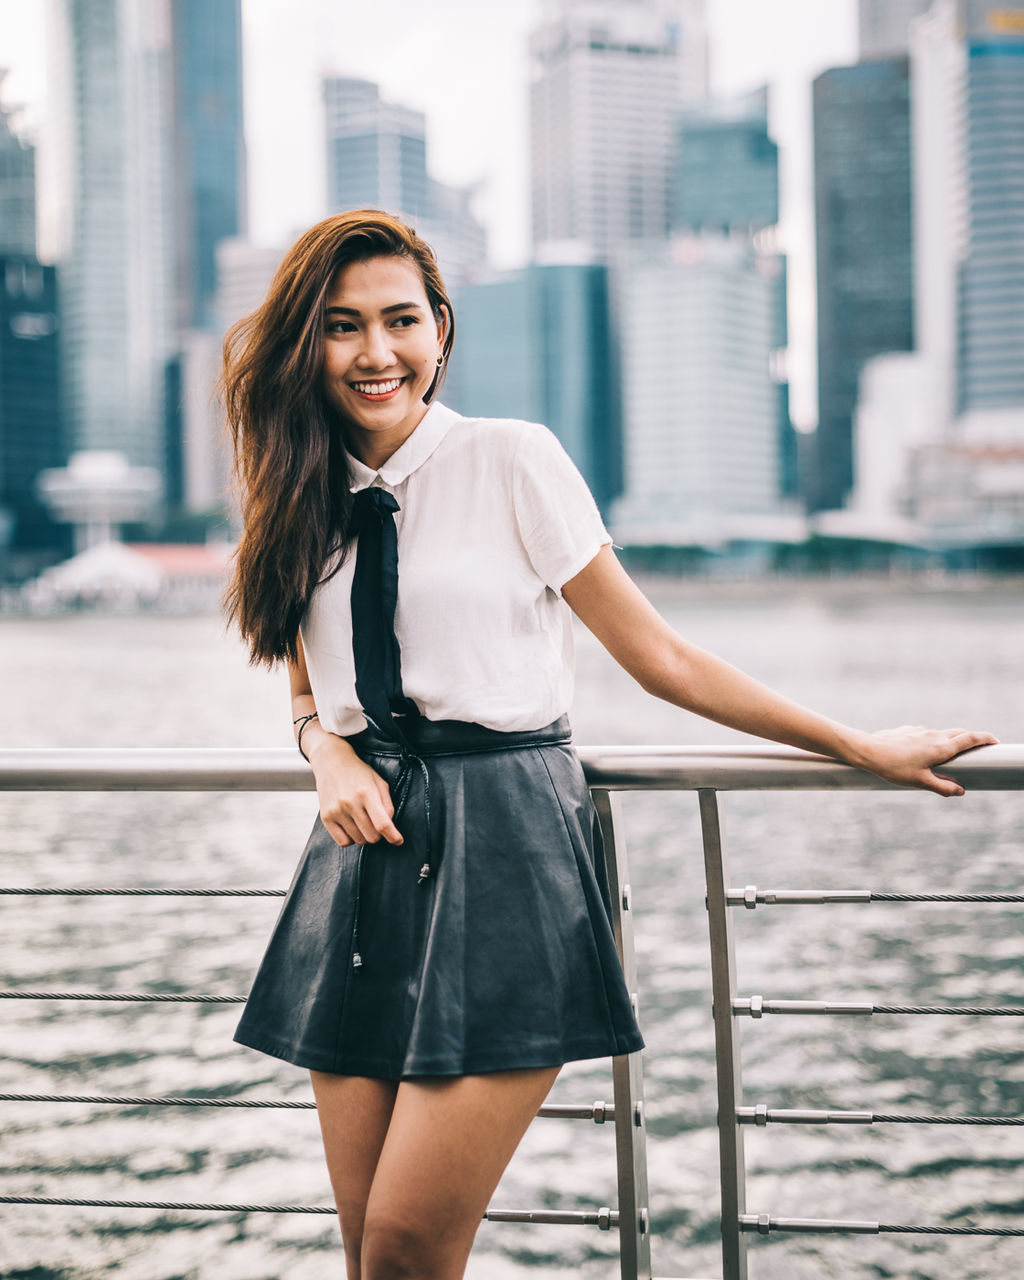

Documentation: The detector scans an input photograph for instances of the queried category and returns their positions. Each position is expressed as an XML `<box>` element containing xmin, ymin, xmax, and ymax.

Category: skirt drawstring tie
<box><xmin>351</xmin><ymin>721</ymin><xmax>434</xmax><ymax>973</ymax></box>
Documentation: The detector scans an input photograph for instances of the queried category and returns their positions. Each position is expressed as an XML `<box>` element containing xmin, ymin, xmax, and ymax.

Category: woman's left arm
<box><xmin>562</xmin><ymin>546</ymin><xmax>998</xmax><ymax>797</ymax></box>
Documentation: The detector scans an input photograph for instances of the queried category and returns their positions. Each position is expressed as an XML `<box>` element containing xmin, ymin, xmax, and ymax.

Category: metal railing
<box><xmin>1</xmin><ymin>743</ymin><xmax>1023</xmax><ymax>1280</ymax></box>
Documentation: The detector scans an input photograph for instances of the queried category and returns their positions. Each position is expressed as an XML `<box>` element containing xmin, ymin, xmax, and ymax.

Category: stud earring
<box><xmin>436</xmin><ymin>353</ymin><xmax>445</xmax><ymax>367</ymax></box>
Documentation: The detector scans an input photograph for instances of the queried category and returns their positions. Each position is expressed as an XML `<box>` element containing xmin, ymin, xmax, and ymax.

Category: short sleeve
<box><xmin>512</xmin><ymin>424</ymin><xmax>611</xmax><ymax>594</ymax></box>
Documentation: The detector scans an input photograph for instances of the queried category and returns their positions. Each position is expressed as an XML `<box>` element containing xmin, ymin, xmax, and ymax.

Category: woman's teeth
<box><xmin>352</xmin><ymin>378</ymin><xmax>403</xmax><ymax>394</ymax></box>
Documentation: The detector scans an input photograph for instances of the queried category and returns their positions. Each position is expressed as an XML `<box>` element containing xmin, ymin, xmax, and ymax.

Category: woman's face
<box><xmin>321</xmin><ymin>255</ymin><xmax>447</xmax><ymax>466</ymax></box>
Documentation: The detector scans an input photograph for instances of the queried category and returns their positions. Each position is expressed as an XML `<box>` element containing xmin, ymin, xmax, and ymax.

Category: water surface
<box><xmin>1</xmin><ymin>578</ymin><xmax>1022</xmax><ymax>1279</ymax></box>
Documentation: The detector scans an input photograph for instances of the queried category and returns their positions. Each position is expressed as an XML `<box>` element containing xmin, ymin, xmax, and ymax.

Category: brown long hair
<box><xmin>222</xmin><ymin>210</ymin><xmax>455</xmax><ymax>666</ymax></box>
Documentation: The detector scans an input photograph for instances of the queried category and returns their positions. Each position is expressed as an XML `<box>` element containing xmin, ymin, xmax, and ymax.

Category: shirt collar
<box><xmin>347</xmin><ymin>401</ymin><xmax>459</xmax><ymax>492</ymax></box>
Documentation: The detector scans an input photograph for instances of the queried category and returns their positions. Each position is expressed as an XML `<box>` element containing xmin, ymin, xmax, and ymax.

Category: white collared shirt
<box><xmin>300</xmin><ymin>401</ymin><xmax>611</xmax><ymax>735</ymax></box>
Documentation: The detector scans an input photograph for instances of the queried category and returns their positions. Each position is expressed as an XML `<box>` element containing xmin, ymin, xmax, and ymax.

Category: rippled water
<box><xmin>1</xmin><ymin>577</ymin><xmax>1023</xmax><ymax>1279</ymax></box>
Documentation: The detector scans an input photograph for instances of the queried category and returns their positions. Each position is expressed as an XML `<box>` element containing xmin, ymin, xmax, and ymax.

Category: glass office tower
<box><xmin>812</xmin><ymin>57</ymin><xmax>915</xmax><ymax>511</ymax></box>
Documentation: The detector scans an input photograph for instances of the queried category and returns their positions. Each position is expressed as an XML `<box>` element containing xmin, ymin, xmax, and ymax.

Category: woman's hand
<box><xmin>288</xmin><ymin>633</ymin><xmax>402</xmax><ymax>847</ymax></box>
<box><xmin>848</xmin><ymin>726</ymin><xmax>1000</xmax><ymax>798</ymax></box>
<box><xmin>304</xmin><ymin>731</ymin><xmax>404</xmax><ymax>848</ymax></box>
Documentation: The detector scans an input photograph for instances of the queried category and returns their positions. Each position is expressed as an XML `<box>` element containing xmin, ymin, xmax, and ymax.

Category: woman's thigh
<box><xmin>361</xmin><ymin>1067</ymin><xmax>559</xmax><ymax>1276</ymax></box>
<box><xmin>310</xmin><ymin>1071</ymin><xmax>399</xmax><ymax>1272</ymax></box>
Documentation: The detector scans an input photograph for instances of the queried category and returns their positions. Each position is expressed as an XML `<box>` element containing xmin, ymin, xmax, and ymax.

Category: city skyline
<box><xmin>0</xmin><ymin>0</ymin><xmax>858</xmax><ymax>427</ymax></box>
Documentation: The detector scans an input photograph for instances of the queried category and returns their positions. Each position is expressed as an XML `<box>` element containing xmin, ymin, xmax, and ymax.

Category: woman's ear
<box><xmin>436</xmin><ymin>304</ymin><xmax>451</xmax><ymax>351</ymax></box>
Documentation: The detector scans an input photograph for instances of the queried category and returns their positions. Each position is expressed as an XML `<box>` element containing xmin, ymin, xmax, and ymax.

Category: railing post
<box><xmin>699</xmin><ymin>788</ymin><xmax>748</xmax><ymax>1280</ymax></box>
<box><xmin>592</xmin><ymin>788</ymin><xmax>652</xmax><ymax>1280</ymax></box>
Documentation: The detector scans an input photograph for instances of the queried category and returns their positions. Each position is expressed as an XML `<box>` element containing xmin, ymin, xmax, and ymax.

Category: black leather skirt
<box><xmin>233</xmin><ymin>716</ymin><xmax>644</xmax><ymax>1079</ymax></box>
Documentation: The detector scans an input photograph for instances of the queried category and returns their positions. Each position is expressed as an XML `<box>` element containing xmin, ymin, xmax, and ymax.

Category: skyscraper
<box><xmin>323</xmin><ymin>75</ymin><xmax>485</xmax><ymax>287</ymax></box>
<box><xmin>0</xmin><ymin>87</ymin><xmax>60</xmax><ymax>559</ymax></box>
<box><xmin>529</xmin><ymin>0</ymin><xmax>707</xmax><ymax>260</ymax></box>
<box><xmin>0</xmin><ymin>257</ymin><xmax>63</xmax><ymax>556</ymax></box>
<box><xmin>324</xmin><ymin>76</ymin><xmax>429</xmax><ymax>219</ymax></box>
<box><xmin>671</xmin><ymin>90</ymin><xmax>795</xmax><ymax>507</ymax></box>
<box><xmin>50</xmin><ymin>0</ymin><xmax>176</xmax><ymax>474</ymax></box>
<box><xmin>838</xmin><ymin>1</ymin><xmax>1024</xmax><ymax>543</ymax></box>
<box><xmin>957</xmin><ymin>2</ymin><xmax>1024</xmax><ymax>415</ymax></box>
<box><xmin>859</xmin><ymin>0</ymin><xmax>932</xmax><ymax>58</ymax></box>
<box><xmin>170</xmin><ymin>0</ymin><xmax>246</xmax><ymax>332</ymax></box>
<box><xmin>672</xmin><ymin>89</ymin><xmax>779</xmax><ymax>235</ymax></box>
<box><xmin>811</xmin><ymin>57</ymin><xmax>915</xmax><ymax>511</ymax></box>
<box><xmin>448</xmin><ymin>262</ymin><xmax>620</xmax><ymax>510</ymax></box>
<box><xmin>0</xmin><ymin>79</ymin><xmax>36</xmax><ymax>257</ymax></box>
<box><xmin>49</xmin><ymin>0</ymin><xmax>247</xmax><ymax>521</ymax></box>
<box><xmin>611</xmin><ymin>238</ymin><xmax>784</xmax><ymax>544</ymax></box>
<box><xmin>911</xmin><ymin>0</ymin><xmax>1024</xmax><ymax>430</ymax></box>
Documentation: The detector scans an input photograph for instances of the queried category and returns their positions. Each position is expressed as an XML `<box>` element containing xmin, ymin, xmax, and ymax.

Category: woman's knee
<box><xmin>360</xmin><ymin>1210</ymin><xmax>471</xmax><ymax>1280</ymax></box>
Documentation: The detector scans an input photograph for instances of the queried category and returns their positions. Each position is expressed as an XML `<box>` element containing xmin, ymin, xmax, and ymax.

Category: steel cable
<box><xmin>0</xmin><ymin>991</ymin><xmax>244</xmax><ymax>1003</ymax></box>
<box><xmin>879</xmin><ymin>1224</ymin><xmax>1024</xmax><ymax>1237</ymax></box>
<box><xmin>872</xmin><ymin>892</ymin><xmax>1024</xmax><ymax>903</ymax></box>
<box><xmin>872</xmin><ymin>1114</ymin><xmax>1024</xmax><ymax>1125</ymax></box>
<box><xmin>0</xmin><ymin>1093</ymin><xmax>314</xmax><ymax>1108</ymax></box>
<box><xmin>0</xmin><ymin>1195</ymin><xmax>614</xmax><ymax>1227</ymax></box>
<box><xmin>873</xmin><ymin>1005</ymin><xmax>1024</xmax><ymax>1016</ymax></box>
<box><xmin>0</xmin><ymin>1195</ymin><xmax>334</xmax><ymax>1214</ymax></box>
<box><xmin>0</xmin><ymin>886</ymin><xmax>284</xmax><ymax>897</ymax></box>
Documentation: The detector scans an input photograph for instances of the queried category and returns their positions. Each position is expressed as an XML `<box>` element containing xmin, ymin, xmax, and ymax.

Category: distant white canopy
<box><xmin>34</xmin><ymin>540</ymin><xmax>164</xmax><ymax>600</ymax></box>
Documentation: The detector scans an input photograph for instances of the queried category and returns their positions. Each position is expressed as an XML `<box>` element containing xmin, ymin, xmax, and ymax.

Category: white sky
<box><xmin>0</xmin><ymin>0</ymin><xmax>859</xmax><ymax>426</ymax></box>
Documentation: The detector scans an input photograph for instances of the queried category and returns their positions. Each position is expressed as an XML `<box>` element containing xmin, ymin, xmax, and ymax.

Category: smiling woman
<box><xmin>219</xmin><ymin>208</ymin><xmax>995</xmax><ymax>1280</ymax></box>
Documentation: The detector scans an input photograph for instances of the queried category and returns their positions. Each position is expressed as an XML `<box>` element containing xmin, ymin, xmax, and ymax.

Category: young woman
<box><xmin>223</xmin><ymin>209</ymin><xmax>995</xmax><ymax>1280</ymax></box>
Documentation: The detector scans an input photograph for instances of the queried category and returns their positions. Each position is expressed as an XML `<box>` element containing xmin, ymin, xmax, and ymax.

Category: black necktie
<box><xmin>347</xmin><ymin>485</ymin><xmax>433</xmax><ymax>962</ymax></box>
<box><xmin>348</xmin><ymin>485</ymin><xmax>419</xmax><ymax>747</ymax></box>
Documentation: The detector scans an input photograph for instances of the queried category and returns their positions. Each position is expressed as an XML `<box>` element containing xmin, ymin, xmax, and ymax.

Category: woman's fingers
<box><xmin>921</xmin><ymin>728</ymin><xmax>1000</xmax><ymax>799</ymax></box>
<box><xmin>922</xmin><ymin>769</ymin><xmax>966</xmax><ymax>799</ymax></box>
<box><xmin>321</xmin><ymin>788</ymin><xmax>404</xmax><ymax>848</ymax></box>
<box><xmin>942</xmin><ymin>729</ymin><xmax>1000</xmax><ymax>756</ymax></box>
<box><xmin>323</xmin><ymin>817</ymin><xmax>361</xmax><ymax>848</ymax></box>
<box><xmin>369</xmin><ymin>776</ymin><xmax>404</xmax><ymax>846</ymax></box>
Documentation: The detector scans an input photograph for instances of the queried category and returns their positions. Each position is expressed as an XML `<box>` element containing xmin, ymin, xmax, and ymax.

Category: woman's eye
<box><xmin>327</xmin><ymin>320</ymin><xmax>356</xmax><ymax>334</ymax></box>
<box><xmin>392</xmin><ymin>315</ymin><xmax>418</xmax><ymax>328</ymax></box>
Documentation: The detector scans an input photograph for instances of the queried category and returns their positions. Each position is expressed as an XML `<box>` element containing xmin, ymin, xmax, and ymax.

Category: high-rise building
<box><xmin>0</xmin><ymin>257</ymin><xmax>63</xmax><ymax>555</ymax></box>
<box><xmin>0</xmin><ymin>79</ymin><xmax>36</xmax><ymax>257</ymax></box>
<box><xmin>422</xmin><ymin>179</ymin><xmax>488</xmax><ymax>295</ymax></box>
<box><xmin>50</xmin><ymin>0</ymin><xmax>176</xmax><ymax>475</ymax></box>
<box><xmin>49</xmin><ymin>0</ymin><xmax>246</xmax><ymax>520</ymax></box>
<box><xmin>912</xmin><ymin>0</ymin><xmax>1024</xmax><ymax>428</ymax></box>
<box><xmin>893</xmin><ymin>0</ymin><xmax>1024</xmax><ymax>540</ymax></box>
<box><xmin>671</xmin><ymin>88</ymin><xmax>796</xmax><ymax>505</ymax></box>
<box><xmin>859</xmin><ymin>0</ymin><xmax>932</xmax><ymax>58</ymax></box>
<box><xmin>834</xmin><ymin>1</ymin><xmax>1024</xmax><ymax>544</ymax></box>
<box><xmin>170</xmin><ymin>0</ymin><xmax>246</xmax><ymax>332</ymax></box>
<box><xmin>447</xmin><ymin>262</ymin><xmax>620</xmax><ymax>510</ymax></box>
<box><xmin>323</xmin><ymin>75</ymin><xmax>485</xmax><ymax>287</ymax></box>
<box><xmin>529</xmin><ymin>0</ymin><xmax>707</xmax><ymax>261</ymax></box>
<box><xmin>611</xmin><ymin>237</ymin><xmax>784</xmax><ymax>544</ymax></box>
<box><xmin>909</xmin><ymin>2</ymin><xmax>965</xmax><ymax>434</ymax></box>
<box><xmin>324</xmin><ymin>76</ymin><xmax>430</xmax><ymax>219</ymax></box>
<box><xmin>957</xmin><ymin>1</ymin><xmax>1024</xmax><ymax>416</ymax></box>
<box><xmin>811</xmin><ymin>56</ymin><xmax>915</xmax><ymax>512</ymax></box>
<box><xmin>164</xmin><ymin>0</ymin><xmax>246</xmax><ymax>518</ymax></box>
<box><xmin>672</xmin><ymin>89</ymin><xmax>779</xmax><ymax>234</ymax></box>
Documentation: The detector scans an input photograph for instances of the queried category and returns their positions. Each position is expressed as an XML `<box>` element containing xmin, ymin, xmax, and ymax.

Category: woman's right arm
<box><xmin>290</xmin><ymin>633</ymin><xmax>403</xmax><ymax>847</ymax></box>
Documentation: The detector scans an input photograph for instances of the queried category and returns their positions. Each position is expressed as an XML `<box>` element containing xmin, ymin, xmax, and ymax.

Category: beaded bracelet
<box><xmin>293</xmin><ymin>712</ymin><xmax>319</xmax><ymax>762</ymax></box>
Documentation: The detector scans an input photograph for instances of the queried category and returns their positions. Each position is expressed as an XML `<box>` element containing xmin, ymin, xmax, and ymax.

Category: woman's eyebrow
<box><xmin>325</xmin><ymin>302</ymin><xmax>424</xmax><ymax>316</ymax></box>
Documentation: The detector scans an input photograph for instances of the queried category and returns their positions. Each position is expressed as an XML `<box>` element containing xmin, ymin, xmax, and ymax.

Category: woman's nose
<box><xmin>356</xmin><ymin>324</ymin><xmax>394</xmax><ymax>369</ymax></box>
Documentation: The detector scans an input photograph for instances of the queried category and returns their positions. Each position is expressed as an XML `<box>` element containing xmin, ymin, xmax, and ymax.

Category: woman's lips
<box><xmin>350</xmin><ymin>376</ymin><xmax>406</xmax><ymax>401</ymax></box>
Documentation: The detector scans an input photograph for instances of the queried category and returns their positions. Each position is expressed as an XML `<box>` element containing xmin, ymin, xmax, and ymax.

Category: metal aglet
<box><xmin>417</xmin><ymin>863</ymin><xmax>431</xmax><ymax>883</ymax></box>
<box><xmin>352</xmin><ymin>952</ymin><xmax>363</xmax><ymax>970</ymax></box>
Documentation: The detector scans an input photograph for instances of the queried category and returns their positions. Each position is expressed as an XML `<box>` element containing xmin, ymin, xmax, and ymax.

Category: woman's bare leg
<box><xmin>360</xmin><ymin>1066</ymin><xmax>559</xmax><ymax>1280</ymax></box>
<box><xmin>310</xmin><ymin>1071</ymin><xmax>399</xmax><ymax>1280</ymax></box>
